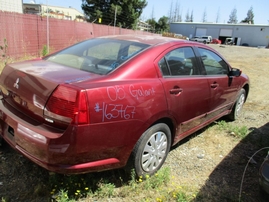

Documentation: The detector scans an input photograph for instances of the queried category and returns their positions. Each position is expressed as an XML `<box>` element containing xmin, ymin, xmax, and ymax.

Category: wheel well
<box><xmin>152</xmin><ymin>118</ymin><xmax>175</xmax><ymax>147</ymax></box>
<box><xmin>243</xmin><ymin>84</ymin><xmax>250</xmax><ymax>101</ymax></box>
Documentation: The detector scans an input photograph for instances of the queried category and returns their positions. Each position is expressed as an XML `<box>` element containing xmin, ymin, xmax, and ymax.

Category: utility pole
<box><xmin>113</xmin><ymin>6</ymin><xmax>117</xmax><ymax>35</ymax></box>
<box><xmin>46</xmin><ymin>0</ymin><xmax>49</xmax><ymax>53</ymax></box>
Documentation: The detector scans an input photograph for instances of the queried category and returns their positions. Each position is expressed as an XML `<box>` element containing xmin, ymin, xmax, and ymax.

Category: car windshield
<box><xmin>44</xmin><ymin>38</ymin><xmax>149</xmax><ymax>75</ymax></box>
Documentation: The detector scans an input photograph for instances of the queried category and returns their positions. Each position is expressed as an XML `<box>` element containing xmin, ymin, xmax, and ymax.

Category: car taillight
<box><xmin>44</xmin><ymin>85</ymin><xmax>89</xmax><ymax>125</ymax></box>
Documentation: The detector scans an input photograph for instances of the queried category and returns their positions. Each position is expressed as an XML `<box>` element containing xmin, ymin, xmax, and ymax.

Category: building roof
<box><xmin>170</xmin><ymin>22</ymin><xmax>269</xmax><ymax>27</ymax></box>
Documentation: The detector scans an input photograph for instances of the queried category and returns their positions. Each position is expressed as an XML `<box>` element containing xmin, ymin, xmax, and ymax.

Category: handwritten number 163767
<box><xmin>95</xmin><ymin>102</ymin><xmax>136</xmax><ymax>122</ymax></box>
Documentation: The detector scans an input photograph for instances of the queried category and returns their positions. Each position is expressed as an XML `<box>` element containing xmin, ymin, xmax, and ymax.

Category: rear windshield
<box><xmin>44</xmin><ymin>38</ymin><xmax>149</xmax><ymax>75</ymax></box>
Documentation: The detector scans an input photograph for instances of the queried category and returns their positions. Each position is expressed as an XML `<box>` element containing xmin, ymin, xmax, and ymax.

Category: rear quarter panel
<box><xmin>75</xmin><ymin>79</ymin><xmax>168</xmax><ymax>163</ymax></box>
<box><xmin>72</xmin><ymin>47</ymin><xmax>172</xmax><ymax>163</ymax></box>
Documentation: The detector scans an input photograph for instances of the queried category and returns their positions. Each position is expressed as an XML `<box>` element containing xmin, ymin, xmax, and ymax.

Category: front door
<box><xmin>197</xmin><ymin>47</ymin><xmax>239</xmax><ymax>119</ymax></box>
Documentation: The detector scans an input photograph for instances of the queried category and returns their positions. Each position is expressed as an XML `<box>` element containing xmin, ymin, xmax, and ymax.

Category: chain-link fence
<box><xmin>0</xmin><ymin>11</ymin><xmax>154</xmax><ymax>58</ymax></box>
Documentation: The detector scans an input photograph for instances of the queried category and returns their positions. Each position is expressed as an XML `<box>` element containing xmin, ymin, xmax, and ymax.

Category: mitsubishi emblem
<box><xmin>13</xmin><ymin>78</ymin><xmax>20</xmax><ymax>89</ymax></box>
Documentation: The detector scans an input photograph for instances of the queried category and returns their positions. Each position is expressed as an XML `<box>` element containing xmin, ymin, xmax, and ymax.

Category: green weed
<box><xmin>41</xmin><ymin>45</ymin><xmax>49</xmax><ymax>56</ymax></box>
<box><xmin>94</xmin><ymin>182</ymin><xmax>115</xmax><ymax>198</ymax></box>
<box><xmin>49</xmin><ymin>167</ymin><xmax>176</xmax><ymax>201</ymax></box>
<box><xmin>1</xmin><ymin>197</ymin><xmax>8</xmax><ymax>202</ymax></box>
<box><xmin>216</xmin><ymin>120</ymin><xmax>249</xmax><ymax>139</ymax></box>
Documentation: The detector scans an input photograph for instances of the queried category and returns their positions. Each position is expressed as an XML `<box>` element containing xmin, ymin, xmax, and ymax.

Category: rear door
<box><xmin>157</xmin><ymin>46</ymin><xmax>211</xmax><ymax>142</ymax></box>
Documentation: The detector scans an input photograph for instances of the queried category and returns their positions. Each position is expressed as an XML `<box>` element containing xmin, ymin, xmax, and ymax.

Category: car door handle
<box><xmin>210</xmin><ymin>83</ymin><xmax>219</xmax><ymax>88</ymax></box>
<box><xmin>169</xmin><ymin>88</ymin><xmax>183</xmax><ymax>95</ymax></box>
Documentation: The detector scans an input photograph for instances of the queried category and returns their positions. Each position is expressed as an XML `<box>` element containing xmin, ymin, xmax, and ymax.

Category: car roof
<box><xmin>97</xmin><ymin>34</ymin><xmax>186</xmax><ymax>46</ymax></box>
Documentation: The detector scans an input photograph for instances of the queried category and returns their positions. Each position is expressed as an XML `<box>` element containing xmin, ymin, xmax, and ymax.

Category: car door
<box><xmin>157</xmin><ymin>46</ymin><xmax>211</xmax><ymax>142</ymax></box>
<box><xmin>196</xmin><ymin>47</ymin><xmax>239</xmax><ymax>119</ymax></box>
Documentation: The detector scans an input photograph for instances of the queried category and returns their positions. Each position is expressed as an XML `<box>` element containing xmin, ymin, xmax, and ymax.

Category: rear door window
<box><xmin>158</xmin><ymin>47</ymin><xmax>200</xmax><ymax>76</ymax></box>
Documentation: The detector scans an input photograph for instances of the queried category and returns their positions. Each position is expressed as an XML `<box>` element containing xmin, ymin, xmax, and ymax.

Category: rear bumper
<box><xmin>16</xmin><ymin>144</ymin><xmax>120</xmax><ymax>174</ymax></box>
<box><xmin>0</xmin><ymin>101</ymin><xmax>124</xmax><ymax>174</ymax></box>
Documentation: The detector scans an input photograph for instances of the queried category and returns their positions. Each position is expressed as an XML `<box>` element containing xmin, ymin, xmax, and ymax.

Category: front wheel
<box><xmin>132</xmin><ymin>123</ymin><xmax>171</xmax><ymax>177</ymax></box>
<box><xmin>228</xmin><ymin>88</ymin><xmax>246</xmax><ymax>121</ymax></box>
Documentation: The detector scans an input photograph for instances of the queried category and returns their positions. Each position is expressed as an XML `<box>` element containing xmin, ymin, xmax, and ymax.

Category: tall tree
<box><xmin>215</xmin><ymin>7</ymin><xmax>220</xmax><ymax>23</ymax></box>
<box><xmin>241</xmin><ymin>6</ymin><xmax>254</xmax><ymax>24</ymax></box>
<box><xmin>202</xmin><ymin>8</ymin><xmax>207</xmax><ymax>22</ymax></box>
<box><xmin>176</xmin><ymin>3</ymin><xmax>182</xmax><ymax>22</ymax></box>
<box><xmin>147</xmin><ymin>7</ymin><xmax>156</xmax><ymax>32</ymax></box>
<box><xmin>190</xmin><ymin>10</ymin><xmax>193</xmax><ymax>22</ymax></box>
<box><xmin>168</xmin><ymin>1</ymin><xmax>173</xmax><ymax>23</ymax></box>
<box><xmin>228</xmin><ymin>7</ymin><xmax>238</xmax><ymax>24</ymax></box>
<box><xmin>168</xmin><ymin>0</ymin><xmax>182</xmax><ymax>23</ymax></box>
<box><xmin>150</xmin><ymin>6</ymin><xmax>155</xmax><ymax>21</ymax></box>
<box><xmin>81</xmin><ymin>0</ymin><xmax>147</xmax><ymax>29</ymax></box>
<box><xmin>175</xmin><ymin>1</ymin><xmax>182</xmax><ymax>22</ymax></box>
<box><xmin>185</xmin><ymin>9</ymin><xmax>191</xmax><ymax>22</ymax></box>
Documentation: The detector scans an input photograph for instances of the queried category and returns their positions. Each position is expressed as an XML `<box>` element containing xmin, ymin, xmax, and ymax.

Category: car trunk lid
<box><xmin>0</xmin><ymin>59</ymin><xmax>99</xmax><ymax>124</ymax></box>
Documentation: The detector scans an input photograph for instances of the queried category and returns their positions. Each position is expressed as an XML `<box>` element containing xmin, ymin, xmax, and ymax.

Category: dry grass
<box><xmin>0</xmin><ymin>55</ymin><xmax>37</xmax><ymax>72</ymax></box>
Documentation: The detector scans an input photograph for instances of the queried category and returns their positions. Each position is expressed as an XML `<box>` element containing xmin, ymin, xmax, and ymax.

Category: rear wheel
<box><xmin>228</xmin><ymin>88</ymin><xmax>246</xmax><ymax>121</ymax></box>
<box><xmin>132</xmin><ymin>123</ymin><xmax>171</xmax><ymax>177</ymax></box>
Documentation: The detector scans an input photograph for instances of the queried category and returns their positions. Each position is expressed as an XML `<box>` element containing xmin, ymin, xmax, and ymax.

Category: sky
<box><xmin>23</xmin><ymin>0</ymin><xmax>269</xmax><ymax>25</ymax></box>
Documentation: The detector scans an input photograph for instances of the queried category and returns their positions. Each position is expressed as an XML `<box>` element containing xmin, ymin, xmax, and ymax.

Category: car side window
<box><xmin>158</xmin><ymin>47</ymin><xmax>199</xmax><ymax>76</ymax></box>
<box><xmin>198</xmin><ymin>48</ymin><xmax>229</xmax><ymax>75</ymax></box>
<box><xmin>158</xmin><ymin>58</ymin><xmax>170</xmax><ymax>76</ymax></box>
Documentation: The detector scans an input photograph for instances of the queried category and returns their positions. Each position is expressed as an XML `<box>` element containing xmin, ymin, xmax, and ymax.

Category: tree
<box><xmin>81</xmin><ymin>0</ymin><xmax>147</xmax><ymax>29</ymax></box>
<box><xmin>190</xmin><ymin>10</ymin><xmax>193</xmax><ymax>22</ymax></box>
<box><xmin>185</xmin><ymin>9</ymin><xmax>191</xmax><ymax>22</ymax></box>
<box><xmin>174</xmin><ymin>1</ymin><xmax>182</xmax><ymax>22</ymax></box>
<box><xmin>241</xmin><ymin>6</ymin><xmax>254</xmax><ymax>24</ymax></box>
<box><xmin>215</xmin><ymin>7</ymin><xmax>220</xmax><ymax>23</ymax></box>
<box><xmin>150</xmin><ymin>6</ymin><xmax>155</xmax><ymax>21</ymax></box>
<box><xmin>168</xmin><ymin>1</ymin><xmax>173</xmax><ymax>23</ymax></box>
<box><xmin>228</xmin><ymin>7</ymin><xmax>238</xmax><ymax>24</ymax></box>
<box><xmin>146</xmin><ymin>18</ymin><xmax>157</xmax><ymax>32</ymax></box>
<box><xmin>202</xmin><ymin>8</ymin><xmax>207</xmax><ymax>22</ymax></box>
<box><xmin>155</xmin><ymin>16</ymin><xmax>169</xmax><ymax>33</ymax></box>
<box><xmin>168</xmin><ymin>0</ymin><xmax>182</xmax><ymax>23</ymax></box>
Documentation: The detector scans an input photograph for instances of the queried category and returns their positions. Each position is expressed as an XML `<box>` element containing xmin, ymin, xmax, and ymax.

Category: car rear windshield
<box><xmin>44</xmin><ymin>38</ymin><xmax>149</xmax><ymax>75</ymax></box>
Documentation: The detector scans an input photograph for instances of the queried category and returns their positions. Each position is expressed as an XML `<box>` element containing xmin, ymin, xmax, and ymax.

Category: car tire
<box><xmin>228</xmin><ymin>88</ymin><xmax>246</xmax><ymax>121</ymax></box>
<box><xmin>132</xmin><ymin>123</ymin><xmax>171</xmax><ymax>177</ymax></box>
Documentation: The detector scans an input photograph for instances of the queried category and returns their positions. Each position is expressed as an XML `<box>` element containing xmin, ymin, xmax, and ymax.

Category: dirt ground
<box><xmin>1</xmin><ymin>44</ymin><xmax>269</xmax><ymax>202</ymax></box>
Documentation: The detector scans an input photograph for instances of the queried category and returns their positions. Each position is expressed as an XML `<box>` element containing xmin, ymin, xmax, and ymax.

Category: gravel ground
<box><xmin>1</xmin><ymin>44</ymin><xmax>269</xmax><ymax>202</ymax></box>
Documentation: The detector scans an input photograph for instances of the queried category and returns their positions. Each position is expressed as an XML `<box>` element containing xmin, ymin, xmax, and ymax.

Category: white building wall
<box><xmin>170</xmin><ymin>22</ymin><xmax>269</xmax><ymax>47</ymax></box>
<box><xmin>0</xmin><ymin>0</ymin><xmax>23</xmax><ymax>13</ymax></box>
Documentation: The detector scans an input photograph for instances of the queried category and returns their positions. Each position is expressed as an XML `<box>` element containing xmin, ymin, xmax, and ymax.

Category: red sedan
<box><xmin>212</xmin><ymin>38</ymin><xmax>222</xmax><ymax>44</ymax></box>
<box><xmin>0</xmin><ymin>35</ymin><xmax>249</xmax><ymax>177</ymax></box>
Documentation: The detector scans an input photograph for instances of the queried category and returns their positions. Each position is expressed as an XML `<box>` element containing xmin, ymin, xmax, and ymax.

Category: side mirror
<box><xmin>229</xmin><ymin>68</ymin><xmax>241</xmax><ymax>77</ymax></box>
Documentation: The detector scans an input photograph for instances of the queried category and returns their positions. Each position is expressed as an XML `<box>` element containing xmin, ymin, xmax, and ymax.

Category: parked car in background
<box><xmin>225</xmin><ymin>38</ymin><xmax>234</xmax><ymax>45</ymax></box>
<box><xmin>212</xmin><ymin>38</ymin><xmax>222</xmax><ymax>44</ymax></box>
<box><xmin>190</xmin><ymin>36</ymin><xmax>212</xmax><ymax>44</ymax></box>
<box><xmin>0</xmin><ymin>35</ymin><xmax>249</xmax><ymax>177</ymax></box>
